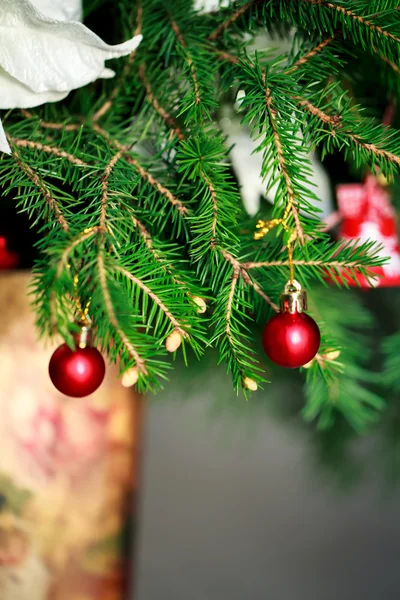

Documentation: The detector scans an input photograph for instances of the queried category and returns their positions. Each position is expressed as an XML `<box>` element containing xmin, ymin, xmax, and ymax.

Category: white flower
<box><xmin>0</xmin><ymin>0</ymin><xmax>142</xmax><ymax>153</ymax></box>
<box><xmin>30</xmin><ymin>0</ymin><xmax>82</xmax><ymax>21</ymax></box>
<box><xmin>194</xmin><ymin>0</ymin><xmax>230</xmax><ymax>13</ymax></box>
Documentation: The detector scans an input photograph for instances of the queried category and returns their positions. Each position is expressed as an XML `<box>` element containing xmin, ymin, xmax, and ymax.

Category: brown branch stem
<box><xmin>9</xmin><ymin>136</ymin><xmax>87</xmax><ymax>166</ymax></box>
<box><xmin>98</xmin><ymin>251</ymin><xmax>148</xmax><ymax>374</ymax></box>
<box><xmin>116</xmin><ymin>266</ymin><xmax>188</xmax><ymax>337</ymax></box>
<box><xmin>92</xmin><ymin>124</ymin><xmax>188</xmax><ymax>216</ymax></box>
<box><xmin>170</xmin><ymin>16</ymin><xmax>201</xmax><ymax>105</ymax></box>
<box><xmin>100</xmin><ymin>151</ymin><xmax>123</xmax><ymax>229</ymax></box>
<box><xmin>12</xmin><ymin>152</ymin><xmax>69</xmax><ymax>232</ymax></box>
<box><xmin>139</xmin><ymin>63</ymin><xmax>185</xmax><ymax>140</ymax></box>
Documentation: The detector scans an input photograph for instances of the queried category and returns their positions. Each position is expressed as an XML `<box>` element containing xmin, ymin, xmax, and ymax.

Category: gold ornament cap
<box><xmin>280</xmin><ymin>280</ymin><xmax>307</xmax><ymax>314</ymax></box>
<box><xmin>75</xmin><ymin>325</ymin><xmax>92</xmax><ymax>349</ymax></box>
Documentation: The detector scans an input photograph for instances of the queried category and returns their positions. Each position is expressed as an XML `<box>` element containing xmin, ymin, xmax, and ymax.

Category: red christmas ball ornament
<box><xmin>0</xmin><ymin>236</ymin><xmax>19</xmax><ymax>270</ymax></box>
<box><xmin>49</xmin><ymin>326</ymin><xmax>105</xmax><ymax>397</ymax></box>
<box><xmin>262</xmin><ymin>280</ymin><xmax>320</xmax><ymax>368</ymax></box>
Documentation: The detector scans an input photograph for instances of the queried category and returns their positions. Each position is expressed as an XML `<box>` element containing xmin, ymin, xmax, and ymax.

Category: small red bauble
<box><xmin>0</xmin><ymin>236</ymin><xmax>19</xmax><ymax>270</ymax></box>
<box><xmin>49</xmin><ymin>327</ymin><xmax>105</xmax><ymax>397</ymax></box>
<box><xmin>262</xmin><ymin>281</ymin><xmax>320</xmax><ymax>368</ymax></box>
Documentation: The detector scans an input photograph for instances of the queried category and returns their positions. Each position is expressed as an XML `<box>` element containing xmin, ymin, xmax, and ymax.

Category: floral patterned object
<box><xmin>0</xmin><ymin>272</ymin><xmax>142</xmax><ymax>600</ymax></box>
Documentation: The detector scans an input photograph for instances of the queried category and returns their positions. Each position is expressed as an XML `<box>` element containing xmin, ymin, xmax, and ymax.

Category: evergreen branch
<box><xmin>11</xmin><ymin>151</ymin><xmax>69</xmax><ymax>232</ymax></box>
<box><xmin>381</xmin><ymin>53</ymin><xmax>400</xmax><ymax>75</ymax></box>
<box><xmin>297</xmin><ymin>96</ymin><xmax>400</xmax><ymax>166</ymax></box>
<box><xmin>20</xmin><ymin>109</ymin><xmax>80</xmax><ymax>131</ymax></box>
<box><xmin>115</xmin><ymin>265</ymin><xmax>188</xmax><ymax>338</ymax></box>
<box><xmin>204</xmin><ymin>172</ymin><xmax>218</xmax><ymax>241</ymax></box>
<box><xmin>216</xmin><ymin>49</ymin><xmax>240</xmax><ymax>64</ymax></box>
<box><xmin>92</xmin><ymin>123</ymin><xmax>189</xmax><ymax>215</ymax></box>
<box><xmin>261</xmin><ymin>70</ymin><xmax>305</xmax><ymax>244</ymax></box>
<box><xmin>9</xmin><ymin>136</ymin><xmax>87</xmax><ymax>167</ymax></box>
<box><xmin>100</xmin><ymin>151</ymin><xmax>123</xmax><ymax>230</ymax></box>
<box><xmin>92</xmin><ymin>4</ymin><xmax>144</xmax><ymax>122</ymax></box>
<box><xmin>208</xmin><ymin>0</ymin><xmax>261</xmax><ymax>41</ymax></box>
<box><xmin>97</xmin><ymin>250</ymin><xmax>148</xmax><ymax>374</ymax></box>
<box><xmin>131</xmin><ymin>215</ymin><xmax>192</xmax><ymax>294</ymax></box>
<box><xmin>50</xmin><ymin>228</ymin><xmax>98</xmax><ymax>331</ymax></box>
<box><xmin>301</xmin><ymin>0</ymin><xmax>400</xmax><ymax>44</ymax></box>
<box><xmin>349</xmin><ymin>133</ymin><xmax>400</xmax><ymax>166</ymax></box>
<box><xmin>242</xmin><ymin>259</ymin><xmax>377</xmax><ymax>269</ymax></box>
<box><xmin>138</xmin><ymin>63</ymin><xmax>185</xmax><ymax>140</ymax></box>
<box><xmin>286</xmin><ymin>34</ymin><xmax>338</xmax><ymax>73</ymax></box>
<box><xmin>220</xmin><ymin>247</ymin><xmax>279</xmax><ymax>311</ymax></box>
<box><xmin>170</xmin><ymin>16</ymin><xmax>201</xmax><ymax>106</ymax></box>
<box><xmin>226</xmin><ymin>267</ymin><xmax>240</xmax><ymax>345</ymax></box>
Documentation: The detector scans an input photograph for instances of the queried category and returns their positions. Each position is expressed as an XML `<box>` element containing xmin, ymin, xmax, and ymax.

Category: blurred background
<box><xmin>1</xmin><ymin>2</ymin><xmax>400</xmax><ymax>599</ymax></box>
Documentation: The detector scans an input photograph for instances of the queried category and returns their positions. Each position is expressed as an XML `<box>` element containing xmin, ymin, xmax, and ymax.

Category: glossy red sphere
<box><xmin>49</xmin><ymin>343</ymin><xmax>106</xmax><ymax>398</ymax></box>
<box><xmin>262</xmin><ymin>311</ymin><xmax>320</xmax><ymax>368</ymax></box>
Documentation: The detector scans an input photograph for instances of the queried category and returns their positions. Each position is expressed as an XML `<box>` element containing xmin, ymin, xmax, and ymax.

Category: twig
<box><xmin>100</xmin><ymin>151</ymin><xmax>123</xmax><ymax>230</ymax></box>
<box><xmin>203</xmin><ymin>172</ymin><xmax>218</xmax><ymax>241</ymax></box>
<box><xmin>12</xmin><ymin>152</ymin><xmax>69</xmax><ymax>232</ymax></box>
<box><xmin>220</xmin><ymin>247</ymin><xmax>279</xmax><ymax>312</ymax></box>
<box><xmin>302</xmin><ymin>0</ymin><xmax>400</xmax><ymax>45</ymax></box>
<box><xmin>21</xmin><ymin>109</ymin><xmax>80</xmax><ymax>131</ymax></box>
<box><xmin>208</xmin><ymin>0</ymin><xmax>262</xmax><ymax>41</ymax></box>
<box><xmin>98</xmin><ymin>251</ymin><xmax>148</xmax><ymax>374</ymax></box>
<box><xmin>50</xmin><ymin>228</ymin><xmax>99</xmax><ymax>331</ymax></box>
<box><xmin>92</xmin><ymin>5</ymin><xmax>144</xmax><ymax>122</ymax></box>
<box><xmin>226</xmin><ymin>268</ymin><xmax>240</xmax><ymax>339</ymax></box>
<box><xmin>296</xmin><ymin>96</ymin><xmax>400</xmax><ymax>166</ymax></box>
<box><xmin>286</xmin><ymin>34</ymin><xmax>337</xmax><ymax>73</ymax></box>
<box><xmin>93</xmin><ymin>123</ymin><xmax>189</xmax><ymax>216</ymax></box>
<box><xmin>139</xmin><ymin>63</ymin><xmax>185</xmax><ymax>140</ymax></box>
<box><xmin>241</xmin><ymin>259</ymin><xmax>372</xmax><ymax>269</ymax></box>
<box><xmin>262</xmin><ymin>71</ymin><xmax>305</xmax><ymax>244</ymax></box>
<box><xmin>170</xmin><ymin>16</ymin><xmax>201</xmax><ymax>105</ymax></box>
<box><xmin>116</xmin><ymin>266</ymin><xmax>188</xmax><ymax>338</ymax></box>
<box><xmin>9</xmin><ymin>136</ymin><xmax>87</xmax><ymax>167</ymax></box>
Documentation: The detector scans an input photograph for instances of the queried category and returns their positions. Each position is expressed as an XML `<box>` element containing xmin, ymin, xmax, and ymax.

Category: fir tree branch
<box><xmin>20</xmin><ymin>109</ymin><xmax>80</xmax><ymax>131</ymax></box>
<box><xmin>92</xmin><ymin>4</ymin><xmax>144</xmax><ymax>122</ymax></box>
<box><xmin>296</xmin><ymin>96</ymin><xmax>400</xmax><ymax>166</ymax></box>
<box><xmin>9</xmin><ymin>136</ymin><xmax>87</xmax><ymax>167</ymax></box>
<box><xmin>381</xmin><ymin>53</ymin><xmax>400</xmax><ymax>75</ymax></box>
<box><xmin>11</xmin><ymin>151</ymin><xmax>70</xmax><ymax>232</ymax></box>
<box><xmin>225</xmin><ymin>267</ymin><xmax>240</xmax><ymax>345</ymax></box>
<box><xmin>286</xmin><ymin>34</ymin><xmax>338</xmax><ymax>73</ymax></box>
<box><xmin>261</xmin><ymin>70</ymin><xmax>305</xmax><ymax>244</ymax></box>
<box><xmin>301</xmin><ymin>0</ymin><xmax>400</xmax><ymax>44</ymax></box>
<box><xmin>100</xmin><ymin>151</ymin><xmax>123</xmax><ymax>230</ymax></box>
<box><xmin>242</xmin><ymin>259</ymin><xmax>375</xmax><ymax>269</ymax></box>
<box><xmin>170</xmin><ymin>17</ymin><xmax>201</xmax><ymax>107</ymax></box>
<box><xmin>97</xmin><ymin>250</ymin><xmax>148</xmax><ymax>374</ymax></box>
<box><xmin>92</xmin><ymin>123</ymin><xmax>189</xmax><ymax>216</ymax></box>
<box><xmin>220</xmin><ymin>247</ymin><xmax>279</xmax><ymax>311</ymax></box>
<box><xmin>138</xmin><ymin>63</ymin><xmax>185</xmax><ymax>140</ymax></box>
<box><xmin>115</xmin><ymin>265</ymin><xmax>188</xmax><ymax>338</ymax></box>
<box><xmin>208</xmin><ymin>0</ymin><xmax>262</xmax><ymax>41</ymax></box>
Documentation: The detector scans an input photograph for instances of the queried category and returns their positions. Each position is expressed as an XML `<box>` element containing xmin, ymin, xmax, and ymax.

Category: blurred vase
<box><xmin>0</xmin><ymin>272</ymin><xmax>142</xmax><ymax>600</ymax></box>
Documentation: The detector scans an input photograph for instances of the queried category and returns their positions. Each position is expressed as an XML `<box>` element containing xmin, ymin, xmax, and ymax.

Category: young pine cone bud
<box><xmin>166</xmin><ymin>330</ymin><xmax>183</xmax><ymax>353</ymax></box>
<box><xmin>121</xmin><ymin>366</ymin><xmax>139</xmax><ymax>388</ymax></box>
<box><xmin>192</xmin><ymin>296</ymin><xmax>207</xmax><ymax>314</ymax></box>
<box><xmin>243</xmin><ymin>377</ymin><xmax>258</xmax><ymax>391</ymax></box>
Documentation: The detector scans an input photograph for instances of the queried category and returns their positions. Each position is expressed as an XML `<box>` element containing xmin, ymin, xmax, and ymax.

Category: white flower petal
<box><xmin>226</xmin><ymin>129</ymin><xmax>334</xmax><ymax>218</ymax></box>
<box><xmin>194</xmin><ymin>0</ymin><xmax>230</xmax><ymax>13</ymax></box>
<box><xmin>0</xmin><ymin>119</ymin><xmax>11</xmax><ymax>154</ymax></box>
<box><xmin>0</xmin><ymin>0</ymin><xmax>142</xmax><ymax>95</ymax></box>
<box><xmin>0</xmin><ymin>67</ymin><xmax>68</xmax><ymax>109</ymax></box>
<box><xmin>30</xmin><ymin>0</ymin><xmax>82</xmax><ymax>21</ymax></box>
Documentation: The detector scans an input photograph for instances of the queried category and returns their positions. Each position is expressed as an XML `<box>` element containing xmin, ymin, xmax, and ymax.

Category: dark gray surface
<box><xmin>134</xmin><ymin>378</ymin><xmax>400</xmax><ymax>600</ymax></box>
